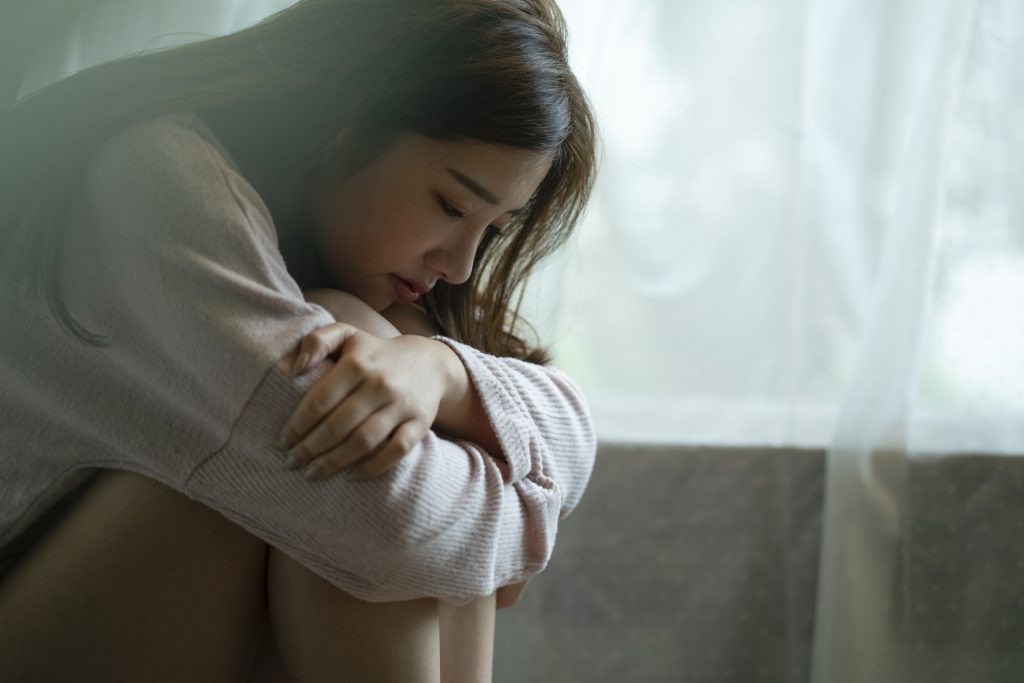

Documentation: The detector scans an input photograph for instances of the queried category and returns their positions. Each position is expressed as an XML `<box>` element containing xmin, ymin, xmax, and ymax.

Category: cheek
<box><xmin>315</xmin><ymin>189</ymin><xmax>377</xmax><ymax>251</ymax></box>
<box><xmin>359</xmin><ymin>199</ymin><xmax>433</xmax><ymax>251</ymax></box>
<box><xmin>321</xmin><ymin>195</ymin><xmax>426</xmax><ymax>266</ymax></box>
<box><xmin>314</xmin><ymin>173</ymin><xmax>438</xmax><ymax>259</ymax></box>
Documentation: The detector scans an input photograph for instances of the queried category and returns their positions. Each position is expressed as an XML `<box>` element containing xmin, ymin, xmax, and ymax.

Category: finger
<box><xmin>285</xmin><ymin>389</ymin><xmax>388</xmax><ymax>472</ymax></box>
<box><xmin>302</xmin><ymin>441</ymin><xmax>386</xmax><ymax>483</ymax></box>
<box><xmin>290</xmin><ymin>365</ymin><xmax>408</xmax><ymax>455</ymax></box>
<box><xmin>291</xmin><ymin>322</ymin><xmax>360</xmax><ymax>376</ymax></box>
<box><xmin>279</xmin><ymin>364</ymin><xmax>364</xmax><ymax>451</ymax></box>
<box><xmin>301</xmin><ymin>406</ymin><xmax>400</xmax><ymax>480</ymax></box>
<box><xmin>354</xmin><ymin>419</ymin><xmax>428</xmax><ymax>480</ymax></box>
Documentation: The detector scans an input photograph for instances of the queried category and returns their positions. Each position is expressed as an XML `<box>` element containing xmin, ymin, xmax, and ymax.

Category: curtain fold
<box><xmin>806</xmin><ymin>1</ymin><xmax>982</xmax><ymax>680</ymax></box>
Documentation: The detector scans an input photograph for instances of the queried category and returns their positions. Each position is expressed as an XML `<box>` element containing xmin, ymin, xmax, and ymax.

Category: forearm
<box><xmin>431</xmin><ymin>348</ymin><xmax>503</xmax><ymax>458</ymax></box>
<box><xmin>302</xmin><ymin>289</ymin><xmax>502</xmax><ymax>457</ymax></box>
<box><xmin>378</xmin><ymin>303</ymin><xmax>503</xmax><ymax>458</ymax></box>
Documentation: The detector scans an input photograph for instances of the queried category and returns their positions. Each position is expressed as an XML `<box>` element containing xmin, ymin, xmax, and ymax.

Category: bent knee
<box><xmin>302</xmin><ymin>288</ymin><xmax>401</xmax><ymax>338</ymax></box>
<box><xmin>266</xmin><ymin>547</ymin><xmax>440</xmax><ymax>682</ymax></box>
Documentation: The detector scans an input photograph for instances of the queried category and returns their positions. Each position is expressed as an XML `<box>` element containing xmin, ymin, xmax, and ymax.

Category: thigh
<box><xmin>266</xmin><ymin>547</ymin><xmax>441</xmax><ymax>683</ymax></box>
<box><xmin>0</xmin><ymin>469</ymin><xmax>269</xmax><ymax>683</ymax></box>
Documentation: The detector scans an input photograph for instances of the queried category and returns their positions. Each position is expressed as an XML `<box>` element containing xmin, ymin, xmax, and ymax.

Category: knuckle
<box><xmin>351</xmin><ymin>429</ymin><xmax>375</xmax><ymax>451</ymax></box>
<box><xmin>307</xmin><ymin>329</ymin><xmax>329</xmax><ymax>346</ymax></box>
<box><xmin>346</xmin><ymin>355</ymin><xmax>370</xmax><ymax>375</ymax></box>
<box><xmin>342</xmin><ymin>332</ymin><xmax>364</xmax><ymax>351</ymax></box>
<box><xmin>307</xmin><ymin>396</ymin><xmax>332</xmax><ymax>415</ymax></box>
<box><xmin>324</xmin><ymin>420</ymin><xmax>348</xmax><ymax>440</ymax></box>
<box><xmin>408</xmin><ymin>419</ymin><xmax>429</xmax><ymax>438</ymax></box>
<box><xmin>393</xmin><ymin>426</ymin><xmax>421</xmax><ymax>455</ymax></box>
<box><xmin>377</xmin><ymin>376</ymin><xmax>400</xmax><ymax>396</ymax></box>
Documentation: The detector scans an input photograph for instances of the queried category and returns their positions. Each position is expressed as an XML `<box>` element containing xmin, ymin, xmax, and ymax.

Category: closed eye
<box><xmin>435</xmin><ymin>193</ymin><xmax>464</xmax><ymax>221</ymax></box>
<box><xmin>435</xmin><ymin>193</ymin><xmax>505</xmax><ymax>236</ymax></box>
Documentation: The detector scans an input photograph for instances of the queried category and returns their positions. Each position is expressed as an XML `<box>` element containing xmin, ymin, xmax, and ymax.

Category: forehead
<box><xmin>391</xmin><ymin>133</ymin><xmax>554</xmax><ymax>205</ymax></box>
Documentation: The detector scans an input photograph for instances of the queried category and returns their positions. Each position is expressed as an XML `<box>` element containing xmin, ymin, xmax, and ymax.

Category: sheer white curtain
<box><xmin>806</xmin><ymin>1</ymin><xmax>1024</xmax><ymax>681</ymax></box>
<box><xmin>530</xmin><ymin>0</ymin><xmax>1024</xmax><ymax>452</ymax></box>
<box><xmin>542</xmin><ymin>0</ymin><xmax>1023</xmax><ymax>680</ymax></box>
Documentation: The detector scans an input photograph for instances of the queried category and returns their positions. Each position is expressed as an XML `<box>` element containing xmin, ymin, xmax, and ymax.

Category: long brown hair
<box><xmin>0</xmin><ymin>0</ymin><xmax>598</xmax><ymax>364</ymax></box>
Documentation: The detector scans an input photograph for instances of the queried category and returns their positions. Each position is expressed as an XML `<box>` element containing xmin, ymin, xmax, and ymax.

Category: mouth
<box><xmin>390</xmin><ymin>274</ymin><xmax>423</xmax><ymax>303</ymax></box>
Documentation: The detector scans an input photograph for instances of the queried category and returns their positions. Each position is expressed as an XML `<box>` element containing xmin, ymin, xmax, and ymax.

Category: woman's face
<box><xmin>310</xmin><ymin>132</ymin><xmax>553</xmax><ymax>311</ymax></box>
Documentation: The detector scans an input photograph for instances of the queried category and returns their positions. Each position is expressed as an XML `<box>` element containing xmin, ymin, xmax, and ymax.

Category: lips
<box><xmin>390</xmin><ymin>274</ymin><xmax>432</xmax><ymax>304</ymax></box>
<box><xmin>395</xmin><ymin>276</ymin><xmax>431</xmax><ymax>295</ymax></box>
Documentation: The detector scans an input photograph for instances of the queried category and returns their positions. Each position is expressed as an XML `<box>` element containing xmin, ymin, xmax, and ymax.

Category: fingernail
<box><xmin>284</xmin><ymin>451</ymin><xmax>303</xmax><ymax>469</ymax></box>
<box><xmin>303</xmin><ymin>463</ymin><xmax>322</xmax><ymax>481</ymax></box>
<box><xmin>291</xmin><ymin>352</ymin><xmax>310</xmax><ymax>376</ymax></box>
<box><xmin>278</xmin><ymin>433</ymin><xmax>293</xmax><ymax>450</ymax></box>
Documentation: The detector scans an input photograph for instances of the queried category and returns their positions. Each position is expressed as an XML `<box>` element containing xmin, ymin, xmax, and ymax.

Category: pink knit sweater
<box><xmin>0</xmin><ymin>113</ymin><xmax>596</xmax><ymax>605</ymax></box>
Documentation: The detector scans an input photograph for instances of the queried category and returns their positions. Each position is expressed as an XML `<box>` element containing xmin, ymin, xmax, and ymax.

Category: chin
<box><xmin>366</xmin><ymin>288</ymin><xmax>393</xmax><ymax>313</ymax></box>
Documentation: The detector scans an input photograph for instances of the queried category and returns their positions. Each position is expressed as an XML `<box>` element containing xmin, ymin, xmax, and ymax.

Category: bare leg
<box><xmin>0</xmin><ymin>470</ymin><xmax>269</xmax><ymax>683</ymax></box>
<box><xmin>439</xmin><ymin>595</ymin><xmax>497</xmax><ymax>683</ymax></box>
<box><xmin>248</xmin><ymin>616</ymin><xmax>293</xmax><ymax>683</ymax></box>
<box><xmin>251</xmin><ymin>559</ymin><xmax>497</xmax><ymax>683</ymax></box>
<box><xmin>265</xmin><ymin>549</ymin><xmax>441</xmax><ymax>683</ymax></box>
<box><xmin>0</xmin><ymin>466</ymin><xmax>474</xmax><ymax>683</ymax></box>
<box><xmin>248</xmin><ymin>572</ymin><xmax>499</xmax><ymax>683</ymax></box>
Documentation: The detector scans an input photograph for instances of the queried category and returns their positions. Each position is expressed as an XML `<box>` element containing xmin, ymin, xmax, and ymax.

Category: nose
<box><xmin>427</xmin><ymin>232</ymin><xmax>483</xmax><ymax>286</ymax></box>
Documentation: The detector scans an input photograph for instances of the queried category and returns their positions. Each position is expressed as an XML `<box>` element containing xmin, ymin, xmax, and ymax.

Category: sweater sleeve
<box><xmin>186</xmin><ymin>356</ymin><xmax>589</xmax><ymax>605</ymax></box>
<box><xmin>429</xmin><ymin>335</ymin><xmax>597</xmax><ymax>520</ymax></box>
<box><xmin>187</xmin><ymin>337</ymin><xmax>595</xmax><ymax>606</ymax></box>
<box><xmin>76</xmin><ymin>113</ymin><xmax>596</xmax><ymax>605</ymax></box>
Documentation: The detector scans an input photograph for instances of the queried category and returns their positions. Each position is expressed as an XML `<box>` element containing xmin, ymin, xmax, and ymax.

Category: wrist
<box><xmin>430</xmin><ymin>338</ymin><xmax>472</xmax><ymax>432</ymax></box>
<box><xmin>429</xmin><ymin>338</ymin><xmax>504</xmax><ymax>457</ymax></box>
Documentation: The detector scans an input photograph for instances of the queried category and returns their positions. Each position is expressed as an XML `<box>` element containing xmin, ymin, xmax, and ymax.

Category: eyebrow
<box><xmin>446</xmin><ymin>167</ymin><xmax>525</xmax><ymax>216</ymax></box>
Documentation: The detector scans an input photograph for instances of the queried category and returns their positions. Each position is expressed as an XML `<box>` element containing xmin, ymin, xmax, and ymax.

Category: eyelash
<box><xmin>435</xmin><ymin>194</ymin><xmax>505</xmax><ymax>237</ymax></box>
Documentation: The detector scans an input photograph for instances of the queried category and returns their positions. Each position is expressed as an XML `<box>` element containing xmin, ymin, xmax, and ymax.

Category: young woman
<box><xmin>0</xmin><ymin>1</ymin><xmax>598</xmax><ymax>681</ymax></box>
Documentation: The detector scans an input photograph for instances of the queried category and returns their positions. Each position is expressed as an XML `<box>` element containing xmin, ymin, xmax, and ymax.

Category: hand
<box><xmin>495</xmin><ymin>579</ymin><xmax>530</xmax><ymax>609</ymax></box>
<box><xmin>278</xmin><ymin>323</ymin><xmax>449</xmax><ymax>481</ymax></box>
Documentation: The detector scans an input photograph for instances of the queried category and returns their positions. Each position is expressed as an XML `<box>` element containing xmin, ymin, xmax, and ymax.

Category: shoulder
<box><xmin>83</xmin><ymin>111</ymin><xmax>275</xmax><ymax>246</ymax></box>
<box><xmin>91</xmin><ymin>112</ymin><xmax>228</xmax><ymax>185</ymax></box>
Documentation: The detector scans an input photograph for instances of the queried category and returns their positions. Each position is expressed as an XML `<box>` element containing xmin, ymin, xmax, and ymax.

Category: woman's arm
<box><xmin>380</xmin><ymin>303</ymin><xmax>505</xmax><ymax>458</ymax></box>
<box><xmin>301</xmin><ymin>289</ymin><xmax>503</xmax><ymax>457</ymax></box>
<box><xmin>304</xmin><ymin>290</ymin><xmax>535</xmax><ymax>609</ymax></box>
<box><xmin>293</xmin><ymin>287</ymin><xmax>595</xmax><ymax>519</ymax></box>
